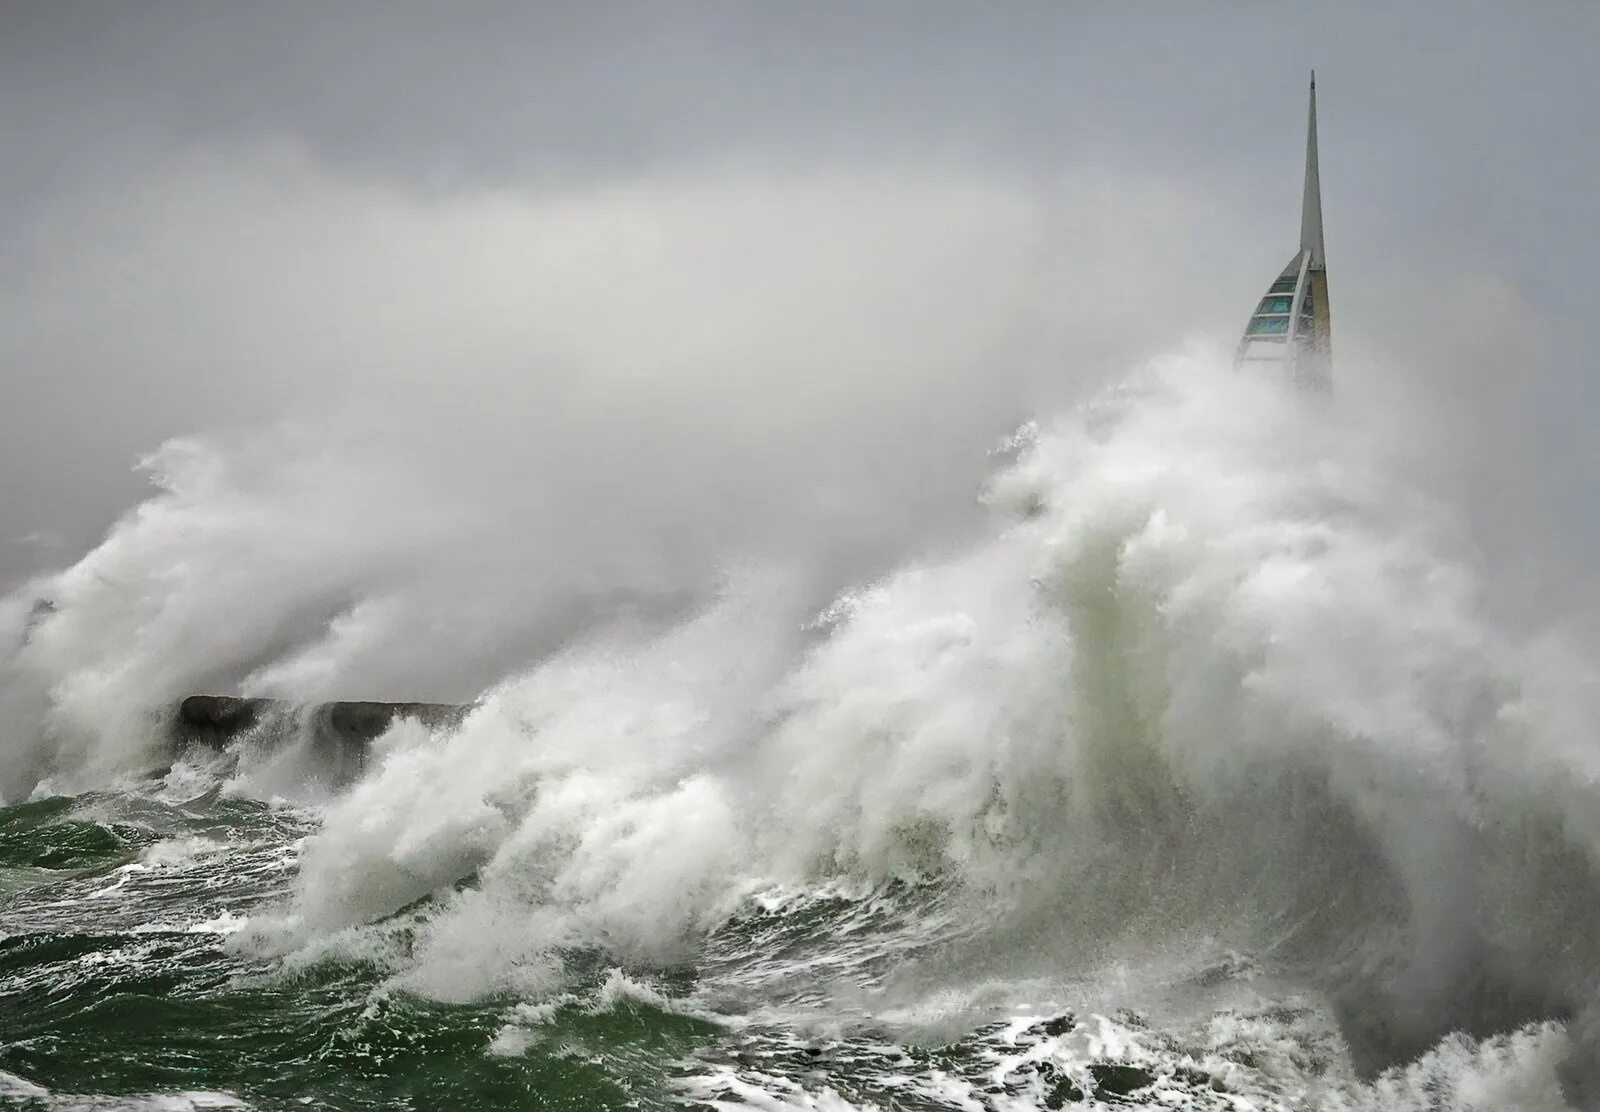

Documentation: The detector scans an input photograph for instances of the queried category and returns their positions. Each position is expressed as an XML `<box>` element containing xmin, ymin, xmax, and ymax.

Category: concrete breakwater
<box><xmin>175</xmin><ymin>695</ymin><xmax>470</xmax><ymax>779</ymax></box>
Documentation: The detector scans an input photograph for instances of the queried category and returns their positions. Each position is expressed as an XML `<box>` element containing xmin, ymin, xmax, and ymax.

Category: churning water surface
<box><xmin>2</xmin><ymin>356</ymin><xmax>1597</xmax><ymax>1109</ymax></box>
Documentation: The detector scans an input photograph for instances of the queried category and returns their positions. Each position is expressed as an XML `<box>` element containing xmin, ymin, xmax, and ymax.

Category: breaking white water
<box><xmin>5</xmin><ymin>351</ymin><xmax>1600</xmax><ymax>1109</ymax></box>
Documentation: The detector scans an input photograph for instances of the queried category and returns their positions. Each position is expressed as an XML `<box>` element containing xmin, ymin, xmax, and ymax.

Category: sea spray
<box><xmin>9</xmin><ymin>352</ymin><xmax>1600</xmax><ymax>1105</ymax></box>
<box><xmin>218</xmin><ymin>357</ymin><xmax>1599</xmax><ymax>1088</ymax></box>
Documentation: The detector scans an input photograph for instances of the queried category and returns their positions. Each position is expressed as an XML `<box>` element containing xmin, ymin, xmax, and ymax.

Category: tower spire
<box><xmin>1234</xmin><ymin>72</ymin><xmax>1332</xmax><ymax>388</ymax></box>
<box><xmin>1301</xmin><ymin>71</ymin><xmax>1325</xmax><ymax>269</ymax></box>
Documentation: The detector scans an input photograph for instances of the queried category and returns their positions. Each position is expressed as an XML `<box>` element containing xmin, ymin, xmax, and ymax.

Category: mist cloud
<box><xmin>3</xmin><ymin>4</ymin><xmax>1597</xmax><ymax>792</ymax></box>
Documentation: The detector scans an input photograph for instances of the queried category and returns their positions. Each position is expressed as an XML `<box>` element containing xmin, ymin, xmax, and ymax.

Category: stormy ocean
<box><xmin>2</xmin><ymin>357</ymin><xmax>1596</xmax><ymax>1110</ymax></box>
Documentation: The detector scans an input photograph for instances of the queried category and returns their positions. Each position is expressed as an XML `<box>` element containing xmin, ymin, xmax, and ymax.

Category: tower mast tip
<box><xmin>1234</xmin><ymin>73</ymin><xmax>1333</xmax><ymax>389</ymax></box>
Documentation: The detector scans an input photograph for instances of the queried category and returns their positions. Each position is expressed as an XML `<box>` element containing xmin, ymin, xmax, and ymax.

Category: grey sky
<box><xmin>3</xmin><ymin>2</ymin><xmax>1598</xmax><ymax>616</ymax></box>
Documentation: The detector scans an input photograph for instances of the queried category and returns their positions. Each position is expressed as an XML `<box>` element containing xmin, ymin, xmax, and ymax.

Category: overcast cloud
<box><xmin>2</xmin><ymin>1</ymin><xmax>1597</xmax><ymax>624</ymax></box>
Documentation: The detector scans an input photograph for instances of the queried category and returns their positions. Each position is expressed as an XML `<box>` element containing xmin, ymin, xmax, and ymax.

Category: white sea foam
<box><xmin>679</xmin><ymin>1009</ymin><xmax>1578</xmax><ymax>1111</ymax></box>
<box><xmin>0</xmin><ymin>1080</ymin><xmax>253</xmax><ymax>1112</ymax></box>
<box><xmin>246</xmin><ymin>361</ymin><xmax>1587</xmax><ymax>980</ymax></box>
<box><xmin>141</xmin><ymin>836</ymin><xmax>228</xmax><ymax>868</ymax></box>
<box><xmin>1324</xmin><ymin>1022</ymin><xmax>1574</xmax><ymax>1111</ymax></box>
<box><xmin>683</xmin><ymin>1071</ymin><xmax>882</xmax><ymax>1112</ymax></box>
<box><xmin>209</xmin><ymin>358</ymin><xmax>1598</xmax><ymax>1105</ymax></box>
<box><xmin>0</xmin><ymin>1069</ymin><xmax>50</xmax><ymax>1099</ymax></box>
<box><xmin>11</xmin><ymin>350</ymin><xmax>1600</xmax><ymax>1100</ymax></box>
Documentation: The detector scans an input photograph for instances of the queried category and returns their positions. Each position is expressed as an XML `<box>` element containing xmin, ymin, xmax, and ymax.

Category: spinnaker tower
<box><xmin>1235</xmin><ymin>74</ymin><xmax>1331</xmax><ymax>389</ymax></box>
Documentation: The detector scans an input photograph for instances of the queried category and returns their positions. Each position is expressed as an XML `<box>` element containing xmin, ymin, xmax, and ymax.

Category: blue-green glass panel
<box><xmin>1260</xmin><ymin>296</ymin><xmax>1293</xmax><ymax>314</ymax></box>
<box><xmin>1248</xmin><ymin>316</ymin><xmax>1290</xmax><ymax>335</ymax></box>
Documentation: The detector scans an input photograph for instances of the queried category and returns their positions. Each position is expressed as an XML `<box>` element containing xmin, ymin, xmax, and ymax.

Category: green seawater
<box><xmin>0</xmin><ymin>788</ymin><xmax>743</xmax><ymax>1110</ymax></box>
<box><xmin>0</xmin><ymin>783</ymin><xmax>1437</xmax><ymax>1111</ymax></box>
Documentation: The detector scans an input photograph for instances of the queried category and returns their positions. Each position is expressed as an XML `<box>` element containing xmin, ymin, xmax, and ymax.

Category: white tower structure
<box><xmin>1235</xmin><ymin>74</ymin><xmax>1331</xmax><ymax>389</ymax></box>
